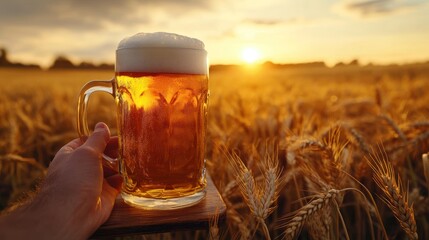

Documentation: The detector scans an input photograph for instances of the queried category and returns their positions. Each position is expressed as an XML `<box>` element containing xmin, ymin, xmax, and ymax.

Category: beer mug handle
<box><xmin>77</xmin><ymin>78</ymin><xmax>118</xmax><ymax>168</ymax></box>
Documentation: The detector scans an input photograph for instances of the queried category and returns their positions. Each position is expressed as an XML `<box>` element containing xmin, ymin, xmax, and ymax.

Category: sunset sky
<box><xmin>0</xmin><ymin>0</ymin><xmax>428</xmax><ymax>67</ymax></box>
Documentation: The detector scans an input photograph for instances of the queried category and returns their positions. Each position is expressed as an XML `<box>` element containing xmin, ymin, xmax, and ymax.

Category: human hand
<box><xmin>0</xmin><ymin>122</ymin><xmax>122</xmax><ymax>240</ymax></box>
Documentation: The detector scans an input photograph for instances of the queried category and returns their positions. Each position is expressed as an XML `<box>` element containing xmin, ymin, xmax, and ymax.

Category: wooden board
<box><xmin>92</xmin><ymin>175</ymin><xmax>226</xmax><ymax>238</ymax></box>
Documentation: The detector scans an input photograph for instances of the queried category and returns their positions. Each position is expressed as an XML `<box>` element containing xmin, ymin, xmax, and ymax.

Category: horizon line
<box><xmin>1</xmin><ymin>47</ymin><xmax>429</xmax><ymax>69</ymax></box>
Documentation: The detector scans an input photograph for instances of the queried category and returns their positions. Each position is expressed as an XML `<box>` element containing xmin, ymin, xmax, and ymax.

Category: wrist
<box><xmin>0</xmin><ymin>186</ymin><xmax>92</xmax><ymax>240</ymax></box>
<box><xmin>0</xmin><ymin>198</ymin><xmax>65</xmax><ymax>240</ymax></box>
<box><xmin>29</xmin><ymin>183</ymin><xmax>95</xmax><ymax>240</ymax></box>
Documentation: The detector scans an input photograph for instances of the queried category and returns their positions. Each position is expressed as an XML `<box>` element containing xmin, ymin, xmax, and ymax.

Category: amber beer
<box><xmin>77</xmin><ymin>32</ymin><xmax>208</xmax><ymax>209</ymax></box>
<box><xmin>116</xmin><ymin>72</ymin><xmax>208</xmax><ymax>199</ymax></box>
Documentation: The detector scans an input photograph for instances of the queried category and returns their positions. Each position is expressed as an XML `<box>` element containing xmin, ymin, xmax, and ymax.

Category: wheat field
<box><xmin>1</xmin><ymin>64</ymin><xmax>429</xmax><ymax>239</ymax></box>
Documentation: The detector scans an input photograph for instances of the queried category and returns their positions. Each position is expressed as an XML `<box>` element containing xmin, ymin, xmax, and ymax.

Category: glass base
<box><xmin>121</xmin><ymin>190</ymin><xmax>206</xmax><ymax>210</ymax></box>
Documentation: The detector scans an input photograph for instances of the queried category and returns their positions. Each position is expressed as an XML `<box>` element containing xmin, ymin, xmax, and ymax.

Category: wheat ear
<box><xmin>258</xmin><ymin>147</ymin><xmax>283</xmax><ymax>220</ymax></box>
<box><xmin>346</xmin><ymin>127</ymin><xmax>371</xmax><ymax>155</ymax></box>
<box><xmin>369</xmin><ymin>151</ymin><xmax>418</xmax><ymax>240</ymax></box>
<box><xmin>281</xmin><ymin>189</ymin><xmax>339</xmax><ymax>240</ymax></box>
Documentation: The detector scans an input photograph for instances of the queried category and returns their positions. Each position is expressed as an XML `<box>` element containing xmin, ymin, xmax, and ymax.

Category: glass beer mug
<box><xmin>77</xmin><ymin>32</ymin><xmax>209</xmax><ymax>210</ymax></box>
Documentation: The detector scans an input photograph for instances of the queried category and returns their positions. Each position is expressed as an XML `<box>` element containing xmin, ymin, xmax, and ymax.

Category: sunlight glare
<box><xmin>241</xmin><ymin>47</ymin><xmax>260</xmax><ymax>64</ymax></box>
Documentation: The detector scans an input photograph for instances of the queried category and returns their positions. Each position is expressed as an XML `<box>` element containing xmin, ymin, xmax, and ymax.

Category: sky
<box><xmin>0</xmin><ymin>0</ymin><xmax>428</xmax><ymax>67</ymax></box>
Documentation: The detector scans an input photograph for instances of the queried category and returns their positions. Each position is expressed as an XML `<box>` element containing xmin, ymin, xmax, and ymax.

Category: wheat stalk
<box><xmin>209</xmin><ymin>208</ymin><xmax>220</xmax><ymax>240</ymax></box>
<box><xmin>403</xmin><ymin>121</ymin><xmax>429</xmax><ymax>131</ymax></box>
<box><xmin>369</xmin><ymin>151</ymin><xmax>418</xmax><ymax>240</ymax></box>
<box><xmin>423</xmin><ymin>153</ymin><xmax>429</xmax><ymax>192</ymax></box>
<box><xmin>223</xmin><ymin>195</ymin><xmax>251</xmax><ymax>239</ymax></box>
<box><xmin>379</xmin><ymin>114</ymin><xmax>407</xmax><ymax>142</ymax></box>
<box><xmin>0</xmin><ymin>154</ymin><xmax>46</xmax><ymax>172</ymax></box>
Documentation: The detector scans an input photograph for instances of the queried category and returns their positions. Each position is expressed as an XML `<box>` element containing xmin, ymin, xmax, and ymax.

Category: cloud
<box><xmin>242</xmin><ymin>18</ymin><xmax>283</xmax><ymax>26</ymax></box>
<box><xmin>242</xmin><ymin>17</ymin><xmax>325</xmax><ymax>27</ymax></box>
<box><xmin>336</xmin><ymin>0</ymin><xmax>426</xmax><ymax>18</ymax></box>
<box><xmin>0</xmin><ymin>0</ymin><xmax>226</xmax><ymax>66</ymax></box>
<box><xmin>0</xmin><ymin>0</ymin><xmax>215</xmax><ymax>31</ymax></box>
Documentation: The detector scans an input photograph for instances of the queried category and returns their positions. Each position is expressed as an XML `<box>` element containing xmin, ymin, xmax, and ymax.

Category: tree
<box><xmin>50</xmin><ymin>56</ymin><xmax>75</xmax><ymax>69</ymax></box>
<box><xmin>0</xmin><ymin>48</ymin><xmax>11</xmax><ymax>65</ymax></box>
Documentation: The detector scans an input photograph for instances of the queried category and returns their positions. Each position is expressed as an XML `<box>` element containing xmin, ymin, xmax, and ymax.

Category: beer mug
<box><xmin>77</xmin><ymin>32</ymin><xmax>209</xmax><ymax>210</ymax></box>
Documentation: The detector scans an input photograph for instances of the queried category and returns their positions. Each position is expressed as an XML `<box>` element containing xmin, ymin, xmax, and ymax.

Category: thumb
<box><xmin>82</xmin><ymin>122</ymin><xmax>111</xmax><ymax>153</ymax></box>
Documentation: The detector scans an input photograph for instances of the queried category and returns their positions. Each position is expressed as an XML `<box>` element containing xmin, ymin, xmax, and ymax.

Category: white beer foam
<box><xmin>116</xmin><ymin>32</ymin><xmax>207</xmax><ymax>74</ymax></box>
<box><xmin>118</xmin><ymin>32</ymin><xmax>205</xmax><ymax>50</ymax></box>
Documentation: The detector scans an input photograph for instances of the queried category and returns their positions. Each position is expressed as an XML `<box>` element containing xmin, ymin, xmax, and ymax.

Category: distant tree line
<box><xmin>50</xmin><ymin>55</ymin><xmax>113</xmax><ymax>70</ymax></box>
<box><xmin>2</xmin><ymin>47</ymin><xmax>428</xmax><ymax>72</ymax></box>
<box><xmin>0</xmin><ymin>48</ymin><xmax>40</xmax><ymax>69</ymax></box>
<box><xmin>0</xmin><ymin>47</ymin><xmax>114</xmax><ymax>70</ymax></box>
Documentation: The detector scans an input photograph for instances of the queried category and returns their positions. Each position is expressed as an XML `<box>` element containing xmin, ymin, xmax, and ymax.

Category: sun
<box><xmin>241</xmin><ymin>47</ymin><xmax>260</xmax><ymax>64</ymax></box>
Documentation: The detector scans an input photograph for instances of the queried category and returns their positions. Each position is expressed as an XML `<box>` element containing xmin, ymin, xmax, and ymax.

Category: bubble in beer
<box><xmin>116</xmin><ymin>32</ymin><xmax>208</xmax><ymax>74</ymax></box>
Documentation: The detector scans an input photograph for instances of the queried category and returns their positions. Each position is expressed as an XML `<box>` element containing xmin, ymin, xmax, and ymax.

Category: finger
<box><xmin>102</xmin><ymin>178</ymin><xmax>120</xmax><ymax>203</ymax></box>
<box><xmin>99</xmin><ymin>178</ymin><xmax>121</xmax><ymax>223</ymax></box>
<box><xmin>104</xmin><ymin>136</ymin><xmax>119</xmax><ymax>159</ymax></box>
<box><xmin>105</xmin><ymin>174</ymin><xmax>123</xmax><ymax>192</ymax></box>
<box><xmin>103</xmin><ymin>164</ymin><xmax>118</xmax><ymax>178</ymax></box>
<box><xmin>82</xmin><ymin>122</ymin><xmax>111</xmax><ymax>153</ymax></box>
